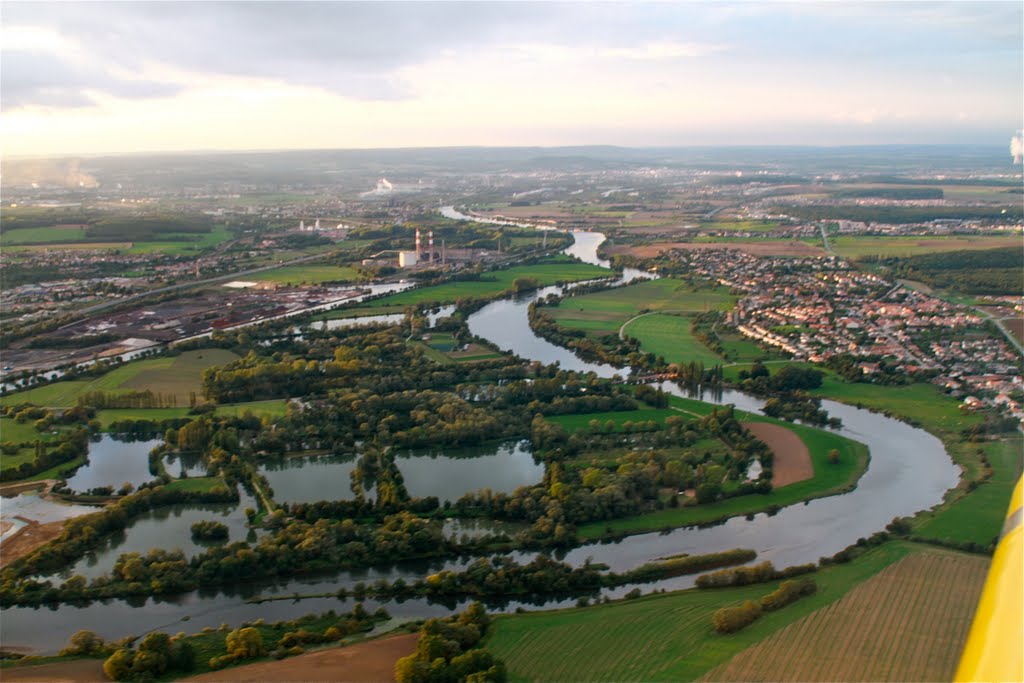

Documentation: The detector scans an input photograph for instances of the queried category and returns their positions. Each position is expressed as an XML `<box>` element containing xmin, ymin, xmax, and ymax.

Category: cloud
<box><xmin>1</xmin><ymin>1</ymin><xmax>561</xmax><ymax>108</ymax></box>
<box><xmin>0</xmin><ymin>47</ymin><xmax>182</xmax><ymax>110</ymax></box>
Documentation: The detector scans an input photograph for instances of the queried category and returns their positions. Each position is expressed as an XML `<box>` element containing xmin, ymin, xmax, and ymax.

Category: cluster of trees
<box><xmin>824</xmin><ymin>354</ymin><xmax>911</xmax><ymax>386</ymax></box>
<box><xmin>762</xmin><ymin>395</ymin><xmax>841</xmax><ymax>428</ymax></box>
<box><xmin>77</xmin><ymin>390</ymin><xmax>180</xmax><ymax>409</ymax></box>
<box><xmin>695</xmin><ymin>560</ymin><xmax>817</xmax><ymax>588</ymax></box>
<box><xmin>102</xmin><ymin>631</ymin><xmax>196</xmax><ymax>682</ymax></box>
<box><xmin>711</xmin><ymin>576</ymin><xmax>818</xmax><ymax>634</ymax></box>
<box><xmin>877</xmin><ymin>247</ymin><xmax>1023</xmax><ymax>295</ymax></box>
<box><xmin>395</xmin><ymin>604</ymin><xmax>506</xmax><ymax>683</ymax></box>
<box><xmin>738</xmin><ymin>362</ymin><xmax>824</xmax><ymax>393</ymax></box>
<box><xmin>0</xmin><ymin>427</ymin><xmax>90</xmax><ymax>483</ymax></box>
<box><xmin>190</xmin><ymin>520</ymin><xmax>229</xmax><ymax>541</ymax></box>
<box><xmin>712</xmin><ymin>600</ymin><xmax>763</xmax><ymax>634</ymax></box>
<box><xmin>780</xmin><ymin>204</ymin><xmax>1022</xmax><ymax>223</ymax></box>
<box><xmin>619</xmin><ymin>549</ymin><xmax>757</xmax><ymax>583</ymax></box>
<box><xmin>93</xmin><ymin>604</ymin><xmax>387</xmax><ymax>681</ymax></box>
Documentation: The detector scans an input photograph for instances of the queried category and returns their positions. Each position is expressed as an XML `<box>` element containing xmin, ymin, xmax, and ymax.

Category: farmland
<box><xmin>915</xmin><ymin>434</ymin><xmax>1023</xmax><ymax>545</ymax></box>
<box><xmin>0</xmin><ymin>224</ymin><xmax>234</xmax><ymax>255</ymax></box>
<box><xmin>414</xmin><ymin>333</ymin><xmax>506</xmax><ymax>364</ymax></box>
<box><xmin>94</xmin><ymin>399</ymin><xmax>289</xmax><ymax>428</ymax></box>
<box><xmin>622</xmin><ymin>314</ymin><xmax>724</xmax><ymax>366</ymax></box>
<box><xmin>0</xmin><ymin>349</ymin><xmax>240</xmax><ymax>408</ymax></box>
<box><xmin>356</xmin><ymin>258</ymin><xmax>612</xmax><ymax>308</ymax></box>
<box><xmin>487</xmin><ymin>542</ymin><xmax>928</xmax><ymax>682</ymax></box>
<box><xmin>703</xmin><ymin>549</ymin><xmax>989</xmax><ymax>682</ymax></box>
<box><xmin>546</xmin><ymin>279</ymin><xmax>737</xmax><ymax>338</ymax></box>
<box><xmin>250</xmin><ymin>264</ymin><xmax>361</xmax><ymax>285</ymax></box>
<box><xmin>831</xmin><ymin>235</ymin><xmax>1022</xmax><ymax>259</ymax></box>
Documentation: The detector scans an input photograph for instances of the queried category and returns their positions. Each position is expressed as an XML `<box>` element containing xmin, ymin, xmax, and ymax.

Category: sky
<box><xmin>2</xmin><ymin>1</ymin><xmax>1022</xmax><ymax>156</ymax></box>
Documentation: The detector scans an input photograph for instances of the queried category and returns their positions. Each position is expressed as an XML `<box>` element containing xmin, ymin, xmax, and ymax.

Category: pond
<box><xmin>53</xmin><ymin>491</ymin><xmax>263</xmax><ymax>581</ymax></box>
<box><xmin>396</xmin><ymin>440</ymin><xmax>544</xmax><ymax>502</ymax></box>
<box><xmin>258</xmin><ymin>454</ymin><xmax>366</xmax><ymax>504</ymax></box>
<box><xmin>63</xmin><ymin>435</ymin><xmax>163</xmax><ymax>494</ymax></box>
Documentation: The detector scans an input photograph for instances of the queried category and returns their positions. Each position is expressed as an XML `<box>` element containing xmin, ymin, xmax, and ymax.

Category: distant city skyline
<box><xmin>2</xmin><ymin>1</ymin><xmax>1021</xmax><ymax>156</ymax></box>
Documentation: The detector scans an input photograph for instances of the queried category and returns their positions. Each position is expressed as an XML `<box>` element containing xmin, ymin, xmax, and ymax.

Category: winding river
<box><xmin>1</xmin><ymin>224</ymin><xmax>959</xmax><ymax>653</ymax></box>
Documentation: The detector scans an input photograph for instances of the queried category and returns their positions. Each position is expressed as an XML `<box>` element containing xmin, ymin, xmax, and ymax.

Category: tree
<box><xmin>225</xmin><ymin>627</ymin><xmax>265</xmax><ymax>659</ymax></box>
<box><xmin>103</xmin><ymin>649</ymin><xmax>133</xmax><ymax>681</ymax></box>
<box><xmin>60</xmin><ymin>629</ymin><xmax>108</xmax><ymax>656</ymax></box>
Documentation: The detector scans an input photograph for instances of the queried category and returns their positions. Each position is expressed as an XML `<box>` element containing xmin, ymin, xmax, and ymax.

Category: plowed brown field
<box><xmin>742</xmin><ymin>422</ymin><xmax>812</xmax><ymax>487</ymax></box>
<box><xmin>184</xmin><ymin>632</ymin><xmax>418</xmax><ymax>683</ymax></box>
<box><xmin>702</xmin><ymin>550</ymin><xmax>989</xmax><ymax>682</ymax></box>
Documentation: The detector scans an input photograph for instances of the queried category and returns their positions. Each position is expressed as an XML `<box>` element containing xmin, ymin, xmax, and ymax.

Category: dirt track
<box><xmin>0</xmin><ymin>658</ymin><xmax>108</xmax><ymax>682</ymax></box>
<box><xmin>742</xmin><ymin>422</ymin><xmax>813</xmax><ymax>487</ymax></box>
<box><xmin>184</xmin><ymin>632</ymin><xmax>419</xmax><ymax>683</ymax></box>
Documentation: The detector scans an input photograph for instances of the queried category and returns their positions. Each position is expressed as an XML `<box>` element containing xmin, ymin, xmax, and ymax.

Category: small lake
<box><xmin>162</xmin><ymin>452</ymin><xmax>209</xmax><ymax>479</ymax></box>
<box><xmin>396</xmin><ymin>440</ymin><xmax>544</xmax><ymax>502</ymax></box>
<box><xmin>54</xmin><ymin>491</ymin><xmax>262</xmax><ymax>581</ymax></box>
<box><xmin>64</xmin><ymin>436</ymin><xmax>163</xmax><ymax>493</ymax></box>
<box><xmin>258</xmin><ymin>454</ymin><xmax>365</xmax><ymax>504</ymax></box>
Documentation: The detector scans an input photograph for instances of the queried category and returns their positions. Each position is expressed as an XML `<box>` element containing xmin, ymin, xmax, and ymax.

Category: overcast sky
<box><xmin>2</xmin><ymin>1</ymin><xmax>1021</xmax><ymax>156</ymax></box>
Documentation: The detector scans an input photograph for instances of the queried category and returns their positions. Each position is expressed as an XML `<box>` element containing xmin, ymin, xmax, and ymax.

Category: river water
<box><xmin>1</xmin><ymin>226</ymin><xmax>959</xmax><ymax>653</ymax></box>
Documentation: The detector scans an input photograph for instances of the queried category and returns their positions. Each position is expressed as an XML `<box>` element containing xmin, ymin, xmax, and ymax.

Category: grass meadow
<box><xmin>1</xmin><ymin>350</ymin><xmax>240</xmax><ymax>408</ymax></box>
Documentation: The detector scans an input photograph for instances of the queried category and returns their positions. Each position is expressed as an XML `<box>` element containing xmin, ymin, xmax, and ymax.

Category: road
<box><xmin>976</xmin><ymin>308</ymin><xmax>1024</xmax><ymax>356</ymax></box>
<box><xmin>819</xmin><ymin>224</ymin><xmax>834</xmax><ymax>254</ymax></box>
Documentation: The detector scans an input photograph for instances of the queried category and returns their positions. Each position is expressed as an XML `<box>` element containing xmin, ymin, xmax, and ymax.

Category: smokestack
<box><xmin>1012</xmin><ymin>131</ymin><xmax>1023</xmax><ymax>164</ymax></box>
<box><xmin>428</xmin><ymin>231</ymin><xmax>434</xmax><ymax>262</ymax></box>
<box><xmin>300</xmin><ymin>220</ymin><xmax>305</xmax><ymax>230</ymax></box>
<box><xmin>415</xmin><ymin>227</ymin><xmax>422</xmax><ymax>257</ymax></box>
<box><xmin>315</xmin><ymin>218</ymin><xmax>321</xmax><ymax>230</ymax></box>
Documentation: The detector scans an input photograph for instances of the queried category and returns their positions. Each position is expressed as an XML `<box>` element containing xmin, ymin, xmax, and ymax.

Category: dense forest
<box><xmin>870</xmin><ymin>247</ymin><xmax>1023</xmax><ymax>295</ymax></box>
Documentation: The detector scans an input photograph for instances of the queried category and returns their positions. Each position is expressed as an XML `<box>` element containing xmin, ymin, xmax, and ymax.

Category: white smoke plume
<box><xmin>379</xmin><ymin>177</ymin><xmax>393</xmax><ymax>190</ymax></box>
<box><xmin>1012</xmin><ymin>131</ymin><xmax>1023</xmax><ymax>164</ymax></box>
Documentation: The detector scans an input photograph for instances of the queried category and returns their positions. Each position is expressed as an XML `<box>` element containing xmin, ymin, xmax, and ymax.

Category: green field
<box><xmin>364</xmin><ymin>259</ymin><xmax>612</xmax><ymax>308</ymax></box>
<box><xmin>251</xmin><ymin>264</ymin><xmax>361</xmax><ymax>285</ymax></box>
<box><xmin>0</xmin><ymin>226</ymin><xmax>89</xmax><ymax>245</ymax></box>
<box><xmin>548</xmin><ymin>279</ymin><xmax>737</xmax><ymax>336</ymax></box>
<box><xmin>548</xmin><ymin>408</ymin><xmax>682</xmax><ymax>434</ymax></box>
<box><xmin>487</xmin><ymin>542</ymin><xmax>918</xmax><ymax>682</ymax></box>
<box><xmin>0</xmin><ymin>417</ymin><xmax>60</xmax><ymax>444</ymax></box>
<box><xmin>95</xmin><ymin>400</ymin><xmax>289</xmax><ymax>428</ymax></box>
<box><xmin>808</xmin><ymin>376</ymin><xmax>983</xmax><ymax>434</ymax></box>
<box><xmin>832</xmin><ymin>235</ymin><xmax>1022</xmax><ymax>259</ymax></box>
<box><xmin>699</xmin><ymin>220</ymin><xmax>781</xmax><ymax>233</ymax></box>
<box><xmin>623</xmin><ymin>314</ymin><xmax>724</xmax><ymax>366</ymax></box>
<box><xmin>915</xmin><ymin>435</ymin><xmax>1023</xmax><ymax>545</ymax></box>
<box><xmin>0</xmin><ymin>349</ymin><xmax>240</xmax><ymax>408</ymax></box>
<box><xmin>1</xmin><ymin>225</ymin><xmax>234</xmax><ymax>255</ymax></box>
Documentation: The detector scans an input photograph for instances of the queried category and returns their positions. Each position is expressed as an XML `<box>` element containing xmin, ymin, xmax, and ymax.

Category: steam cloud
<box><xmin>1</xmin><ymin>158</ymin><xmax>99</xmax><ymax>188</ymax></box>
<box><xmin>1012</xmin><ymin>131</ymin><xmax>1023</xmax><ymax>164</ymax></box>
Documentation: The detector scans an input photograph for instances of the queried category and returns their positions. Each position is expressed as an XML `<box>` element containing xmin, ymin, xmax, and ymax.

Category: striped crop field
<box><xmin>702</xmin><ymin>549</ymin><xmax>989</xmax><ymax>682</ymax></box>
